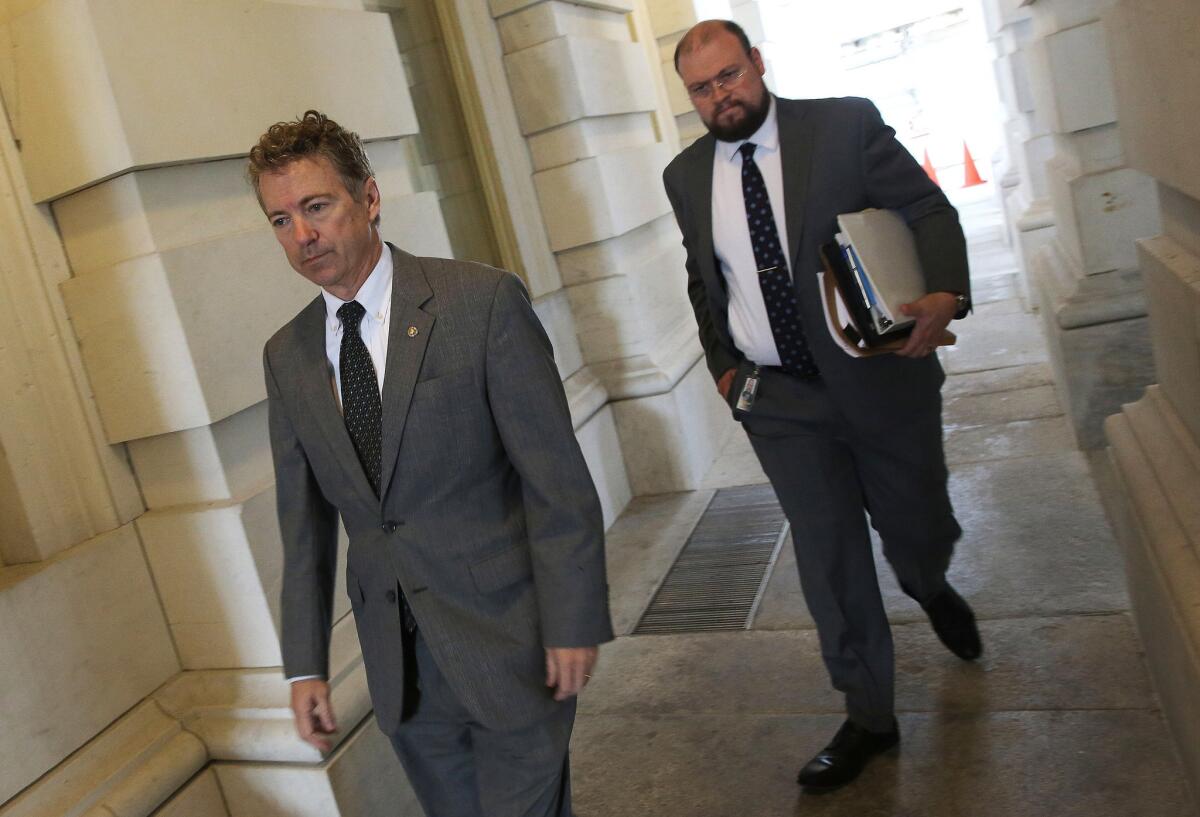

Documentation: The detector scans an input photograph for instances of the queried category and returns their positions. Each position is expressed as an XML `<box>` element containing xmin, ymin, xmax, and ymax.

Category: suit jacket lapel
<box><xmin>777</xmin><ymin>98</ymin><xmax>815</xmax><ymax>277</ymax></box>
<box><xmin>295</xmin><ymin>296</ymin><xmax>378</xmax><ymax>504</ymax></box>
<box><xmin>378</xmin><ymin>245</ymin><xmax>434</xmax><ymax>501</ymax></box>
<box><xmin>688</xmin><ymin>133</ymin><xmax>728</xmax><ymax>311</ymax></box>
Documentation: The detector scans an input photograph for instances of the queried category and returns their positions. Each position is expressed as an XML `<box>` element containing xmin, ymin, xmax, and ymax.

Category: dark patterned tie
<box><xmin>338</xmin><ymin>301</ymin><xmax>416</xmax><ymax>632</ymax></box>
<box><xmin>739</xmin><ymin>142</ymin><xmax>820</xmax><ymax>378</ymax></box>
<box><xmin>337</xmin><ymin>301</ymin><xmax>382</xmax><ymax>496</ymax></box>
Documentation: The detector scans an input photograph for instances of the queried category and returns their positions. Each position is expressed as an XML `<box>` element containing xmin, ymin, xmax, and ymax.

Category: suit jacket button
<box><xmin>382</xmin><ymin>521</ymin><xmax>399</xmax><ymax>533</ymax></box>
<box><xmin>386</xmin><ymin>589</ymin><xmax>397</xmax><ymax>604</ymax></box>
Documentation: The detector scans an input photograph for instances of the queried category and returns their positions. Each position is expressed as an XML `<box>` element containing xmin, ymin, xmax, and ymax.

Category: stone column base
<box><xmin>1033</xmin><ymin>242</ymin><xmax>1154</xmax><ymax>449</ymax></box>
<box><xmin>1004</xmin><ymin>190</ymin><xmax>1055</xmax><ymax>312</ymax></box>
<box><xmin>216</xmin><ymin>719</ymin><xmax>419</xmax><ymax>817</ymax></box>
<box><xmin>1104</xmin><ymin>387</ymin><xmax>1200</xmax><ymax>804</ymax></box>
<box><xmin>610</xmin><ymin>357</ymin><xmax>736</xmax><ymax>496</ymax></box>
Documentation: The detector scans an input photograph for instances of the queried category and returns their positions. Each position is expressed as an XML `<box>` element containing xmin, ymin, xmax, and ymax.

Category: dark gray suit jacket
<box><xmin>662</xmin><ymin>96</ymin><xmax>970</xmax><ymax>427</ymax></box>
<box><xmin>264</xmin><ymin>245</ymin><xmax>613</xmax><ymax>735</ymax></box>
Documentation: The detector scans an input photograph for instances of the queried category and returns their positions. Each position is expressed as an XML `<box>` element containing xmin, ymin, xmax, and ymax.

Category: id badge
<box><xmin>736</xmin><ymin>366</ymin><xmax>761</xmax><ymax>413</ymax></box>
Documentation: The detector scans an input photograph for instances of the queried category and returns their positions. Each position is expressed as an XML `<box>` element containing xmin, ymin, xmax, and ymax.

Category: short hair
<box><xmin>674</xmin><ymin>19</ymin><xmax>753</xmax><ymax>72</ymax></box>
<box><xmin>247</xmin><ymin>110</ymin><xmax>375</xmax><ymax>212</ymax></box>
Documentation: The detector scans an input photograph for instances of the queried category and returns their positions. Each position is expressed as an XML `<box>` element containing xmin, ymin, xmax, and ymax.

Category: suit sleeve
<box><xmin>663</xmin><ymin>166</ymin><xmax>743</xmax><ymax>381</ymax></box>
<box><xmin>859</xmin><ymin>100</ymin><xmax>971</xmax><ymax>300</ymax></box>
<box><xmin>264</xmin><ymin>346</ymin><xmax>340</xmax><ymax>680</ymax></box>
<box><xmin>484</xmin><ymin>272</ymin><xmax>614</xmax><ymax>648</ymax></box>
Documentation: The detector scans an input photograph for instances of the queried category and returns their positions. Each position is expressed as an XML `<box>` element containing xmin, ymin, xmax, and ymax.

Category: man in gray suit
<box><xmin>252</xmin><ymin>111</ymin><xmax>612</xmax><ymax>817</ymax></box>
<box><xmin>664</xmin><ymin>21</ymin><xmax>982</xmax><ymax>791</ymax></box>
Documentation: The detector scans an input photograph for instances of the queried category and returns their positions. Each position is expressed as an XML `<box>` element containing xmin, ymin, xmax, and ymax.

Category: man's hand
<box><xmin>895</xmin><ymin>292</ymin><xmax>959</xmax><ymax>358</ymax></box>
<box><xmin>290</xmin><ymin>678</ymin><xmax>337</xmax><ymax>753</ymax></box>
<box><xmin>716</xmin><ymin>368</ymin><xmax>737</xmax><ymax>400</ymax></box>
<box><xmin>545</xmin><ymin>647</ymin><xmax>598</xmax><ymax>702</ymax></box>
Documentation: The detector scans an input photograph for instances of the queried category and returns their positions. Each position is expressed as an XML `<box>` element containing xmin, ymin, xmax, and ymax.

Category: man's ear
<box><xmin>364</xmin><ymin>177</ymin><xmax>381</xmax><ymax>222</ymax></box>
<box><xmin>750</xmin><ymin>46</ymin><xmax>766</xmax><ymax>76</ymax></box>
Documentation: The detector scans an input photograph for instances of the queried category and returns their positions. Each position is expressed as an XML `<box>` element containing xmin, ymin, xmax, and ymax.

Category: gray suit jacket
<box><xmin>264</xmin><ymin>245</ymin><xmax>613</xmax><ymax>735</ymax></box>
<box><xmin>662</xmin><ymin>96</ymin><xmax>971</xmax><ymax>429</ymax></box>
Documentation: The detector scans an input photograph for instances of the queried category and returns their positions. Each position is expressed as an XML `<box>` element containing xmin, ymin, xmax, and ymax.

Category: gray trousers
<box><xmin>741</xmin><ymin>368</ymin><xmax>961</xmax><ymax>732</ymax></box>
<box><xmin>389</xmin><ymin>629</ymin><xmax>575</xmax><ymax>817</ymax></box>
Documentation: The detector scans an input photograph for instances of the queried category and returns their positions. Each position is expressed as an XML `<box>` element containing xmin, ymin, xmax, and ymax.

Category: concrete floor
<box><xmin>572</xmin><ymin>193</ymin><xmax>1197</xmax><ymax>816</ymax></box>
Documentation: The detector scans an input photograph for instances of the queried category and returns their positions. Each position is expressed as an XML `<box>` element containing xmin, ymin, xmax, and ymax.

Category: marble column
<box><xmin>982</xmin><ymin>0</ymin><xmax>1057</xmax><ymax>309</ymax></box>
<box><xmin>1022</xmin><ymin>0</ymin><xmax>1161</xmax><ymax>450</ymax></box>
<box><xmin>0</xmin><ymin>12</ymin><xmax>180</xmax><ymax>813</ymax></box>
<box><xmin>496</xmin><ymin>0</ymin><xmax>732</xmax><ymax>495</ymax></box>
<box><xmin>1101</xmin><ymin>0</ymin><xmax>1200</xmax><ymax>801</ymax></box>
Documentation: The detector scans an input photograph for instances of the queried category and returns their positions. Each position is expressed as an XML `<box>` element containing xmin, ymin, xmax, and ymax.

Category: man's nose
<box><xmin>711</xmin><ymin>82</ymin><xmax>733</xmax><ymax>106</ymax></box>
<box><xmin>291</xmin><ymin>217</ymin><xmax>317</xmax><ymax>245</ymax></box>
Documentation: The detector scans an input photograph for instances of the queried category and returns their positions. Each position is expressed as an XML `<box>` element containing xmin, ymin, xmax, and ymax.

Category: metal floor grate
<box><xmin>633</xmin><ymin>484</ymin><xmax>788</xmax><ymax>635</ymax></box>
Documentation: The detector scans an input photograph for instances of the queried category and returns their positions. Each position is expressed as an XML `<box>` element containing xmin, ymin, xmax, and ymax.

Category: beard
<box><xmin>704</xmin><ymin>91</ymin><xmax>771</xmax><ymax>142</ymax></box>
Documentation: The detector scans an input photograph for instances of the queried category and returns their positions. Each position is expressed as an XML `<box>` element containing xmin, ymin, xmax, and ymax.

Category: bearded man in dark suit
<box><xmin>663</xmin><ymin>20</ymin><xmax>982</xmax><ymax>792</ymax></box>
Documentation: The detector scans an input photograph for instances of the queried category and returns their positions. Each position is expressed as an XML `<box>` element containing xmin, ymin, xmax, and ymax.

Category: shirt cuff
<box><xmin>287</xmin><ymin>674</ymin><xmax>325</xmax><ymax>683</ymax></box>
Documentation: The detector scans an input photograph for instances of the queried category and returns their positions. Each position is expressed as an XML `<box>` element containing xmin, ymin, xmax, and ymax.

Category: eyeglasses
<box><xmin>686</xmin><ymin>67</ymin><xmax>749</xmax><ymax>100</ymax></box>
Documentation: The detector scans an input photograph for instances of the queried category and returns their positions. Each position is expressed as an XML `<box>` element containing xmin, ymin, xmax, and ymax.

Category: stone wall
<box><xmin>0</xmin><ymin>2</ymin><xmax>439</xmax><ymax>812</ymax></box>
<box><xmin>1101</xmin><ymin>0</ymin><xmax>1200</xmax><ymax>802</ymax></box>
<box><xmin>493</xmin><ymin>0</ymin><xmax>731</xmax><ymax>497</ymax></box>
<box><xmin>1021</xmin><ymin>0</ymin><xmax>1160</xmax><ymax>450</ymax></box>
<box><xmin>983</xmin><ymin>0</ymin><xmax>1056</xmax><ymax>310</ymax></box>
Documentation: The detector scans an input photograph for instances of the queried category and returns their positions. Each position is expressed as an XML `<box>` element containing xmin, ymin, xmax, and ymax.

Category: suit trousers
<box><xmin>740</xmin><ymin>368</ymin><xmax>961</xmax><ymax>732</ymax></box>
<box><xmin>389</xmin><ymin>629</ymin><xmax>576</xmax><ymax>817</ymax></box>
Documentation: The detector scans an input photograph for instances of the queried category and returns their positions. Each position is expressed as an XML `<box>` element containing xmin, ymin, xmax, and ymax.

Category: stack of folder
<box><xmin>818</xmin><ymin>208</ymin><xmax>955</xmax><ymax>357</ymax></box>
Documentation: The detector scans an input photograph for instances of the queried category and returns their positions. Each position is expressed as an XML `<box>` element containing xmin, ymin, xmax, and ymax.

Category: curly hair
<box><xmin>247</xmin><ymin>110</ymin><xmax>375</xmax><ymax>214</ymax></box>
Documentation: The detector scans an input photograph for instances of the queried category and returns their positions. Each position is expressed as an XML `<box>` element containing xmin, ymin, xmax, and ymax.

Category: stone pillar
<box><xmin>983</xmin><ymin>0</ymin><xmax>1057</xmax><ymax>309</ymax></box>
<box><xmin>1101</xmin><ymin>0</ymin><xmax>1200</xmax><ymax>802</ymax></box>
<box><xmin>496</xmin><ymin>0</ymin><xmax>732</xmax><ymax>495</ymax></box>
<box><xmin>1022</xmin><ymin>0</ymin><xmax>1161</xmax><ymax>449</ymax></box>
<box><xmin>0</xmin><ymin>15</ymin><xmax>182</xmax><ymax>813</ymax></box>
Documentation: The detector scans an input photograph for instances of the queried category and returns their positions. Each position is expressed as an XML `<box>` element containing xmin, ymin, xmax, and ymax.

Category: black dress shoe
<box><xmin>797</xmin><ymin>718</ymin><xmax>899</xmax><ymax>792</ymax></box>
<box><xmin>923</xmin><ymin>584</ymin><xmax>983</xmax><ymax>660</ymax></box>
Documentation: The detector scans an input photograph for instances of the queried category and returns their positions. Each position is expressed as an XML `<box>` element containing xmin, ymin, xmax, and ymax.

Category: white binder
<box><xmin>834</xmin><ymin>208</ymin><xmax>927</xmax><ymax>336</ymax></box>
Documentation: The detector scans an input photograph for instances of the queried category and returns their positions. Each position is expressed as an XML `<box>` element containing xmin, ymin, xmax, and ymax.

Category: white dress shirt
<box><xmin>321</xmin><ymin>241</ymin><xmax>393</xmax><ymax>404</ymax></box>
<box><xmin>711</xmin><ymin>96</ymin><xmax>790</xmax><ymax>367</ymax></box>
<box><xmin>289</xmin><ymin>240</ymin><xmax>391</xmax><ymax>684</ymax></box>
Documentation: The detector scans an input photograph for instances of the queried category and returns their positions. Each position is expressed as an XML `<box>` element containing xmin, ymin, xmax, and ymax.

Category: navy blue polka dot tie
<box><xmin>739</xmin><ymin>142</ymin><xmax>819</xmax><ymax>378</ymax></box>
<box><xmin>337</xmin><ymin>301</ymin><xmax>382</xmax><ymax>496</ymax></box>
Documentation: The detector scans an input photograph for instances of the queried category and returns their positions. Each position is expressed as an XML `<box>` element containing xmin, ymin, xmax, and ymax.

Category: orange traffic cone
<box><xmin>962</xmin><ymin>141</ymin><xmax>985</xmax><ymax>187</ymax></box>
<box><xmin>921</xmin><ymin>149</ymin><xmax>940</xmax><ymax>186</ymax></box>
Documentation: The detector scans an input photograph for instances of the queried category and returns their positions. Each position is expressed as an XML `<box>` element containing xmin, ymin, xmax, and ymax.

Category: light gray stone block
<box><xmin>504</xmin><ymin>36</ymin><xmax>657</xmax><ymax>134</ymax></box>
<box><xmin>1139</xmin><ymin>234</ymin><xmax>1200</xmax><ymax>444</ymax></box>
<box><xmin>1105</xmin><ymin>0</ymin><xmax>1200</xmax><ymax>201</ymax></box>
<box><xmin>611</xmin><ymin>357</ymin><xmax>736</xmax><ymax>495</ymax></box>
<box><xmin>152</xmin><ymin>770</ymin><xmax>229</xmax><ymax>817</ymax></box>
<box><xmin>3</xmin><ymin>0</ymin><xmax>417</xmax><ymax>202</ymax></box>
<box><xmin>127</xmin><ymin>401</ymin><xmax>271</xmax><ymax>509</ymax></box>
<box><xmin>533</xmin><ymin>142</ymin><xmax>673</xmax><ymax>251</ymax></box>
<box><xmin>497</xmin><ymin>0</ymin><xmax>629</xmax><ymax>53</ymax></box>
<box><xmin>575</xmin><ymin>403</ymin><xmax>634</xmax><ymax>530</ymax></box>
<box><xmin>217</xmin><ymin>718</ymin><xmax>420</xmax><ymax>817</ymax></box>
<box><xmin>1105</xmin><ymin>387</ymin><xmax>1200</xmax><ymax>805</ymax></box>
<box><xmin>0</xmin><ymin>526</ymin><xmax>180</xmax><ymax>804</ymax></box>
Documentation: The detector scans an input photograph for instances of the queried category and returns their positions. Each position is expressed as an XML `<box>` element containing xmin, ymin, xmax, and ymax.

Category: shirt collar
<box><xmin>322</xmin><ymin>240</ymin><xmax>393</xmax><ymax>329</ymax></box>
<box><xmin>716</xmin><ymin>95</ymin><xmax>780</xmax><ymax>163</ymax></box>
